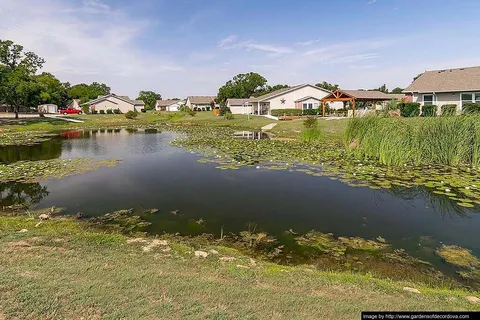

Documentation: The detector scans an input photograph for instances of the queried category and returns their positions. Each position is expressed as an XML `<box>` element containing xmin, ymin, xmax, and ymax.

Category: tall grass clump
<box><xmin>344</xmin><ymin>115</ymin><xmax>480</xmax><ymax>166</ymax></box>
<box><xmin>301</xmin><ymin>116</ymin><xmax>322</xmax><ymax>142</ymax></box>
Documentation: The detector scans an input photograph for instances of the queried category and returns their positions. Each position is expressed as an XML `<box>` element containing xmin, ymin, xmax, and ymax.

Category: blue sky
<box><xmin>1</xmin><ymin>0</ymin><xmax>479</xmax><ymax>98</ymax></box>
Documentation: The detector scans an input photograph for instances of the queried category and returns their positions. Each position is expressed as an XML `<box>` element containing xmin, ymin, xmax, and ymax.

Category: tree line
<box><xmin>0</xmin><ymin>40</ymin><xmax>162</xmax><ymax>118</ymax></box>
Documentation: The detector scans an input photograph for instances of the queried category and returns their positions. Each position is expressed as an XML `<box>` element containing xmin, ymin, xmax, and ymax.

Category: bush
<box><xmin>219</xmin><ymin>106</ymin><xmax>231</xmax><ymax>116</ymax></box>
<box><xmin>398</xmin><ymin>102</ymin><xmax>420</xmax><ymax>117</ymax></box>
<box><xmin>106</xmin><ymin>109</ymin><xmax>113</xmax><ymax>114</ymax></box>
<box><xmin>178</xmin><ymin>105</ymin><xmax>189</xmax><ymax>112</ymax></box>
<box><xmin>141</xmin><ymin>108</ymin><xmax>146</xmax><ymax>113</ymax></box>
<box><xmin>301</xmin><ymin>116</ymin><xmax>322</xmax><ymax>141</ymax></box>
<box><xmin>125</xmin><ymin>111</ymin><xmax>138</xmax><ymax>119</ymax></box>
<box><xmin>99</xmin><ymin>110</ymin><xmax>105</xmax><ymax>114</ymax></box>
<box><xmin>462</xmin><ymin>102</ymin><xmax>480</xmax><ymax>114</ymax></box>
<box><xmin>270</xmin><ymin>109</ymin><xmax>303</xmax><ymax>117</ymax></box>
<box><xmin>206</xmin><ymin>106</ymin><xmax>211</xmax><ymax>111</ymax></box>
<box><xmin>193</xmin><ymin>107</ymin><xmax>198</xmax><ymax>111</ymax></box>
<box><xmin>302</xmin><ymin>109</ymin><xmax>319</xmax><ymax>116</ymax></box>
<box><xmin>93</xmin><ymin>110</ymin><xmax>98</xmax><ymax>114</ymax></box>
<box><xmin>201</xmin><ymin>107</ymin><xmax>206</xmax><ymax>111</ymax></box>
<box><xmin>422</xmin><ymin>104</ymin><xmax>437</xmax><ymax>117</ymax></box>
<box><xmin>224</xmin><ymin>111</ymin><xmax>234</xmax><ymax>120</ymax></box>
<box><xmin>82</xmin><ymin>105</ymin><xmax>90</xmax><ymax>114</ymax></box>
<box><xmin>441</xmin><ymin>104</ymin><xmax>457</xmax><ymax>116</ymax></box>
<box><xmin>113</xmin><ymin>108</ymin><xmax>121</xmax><ymax>114</ymax></box>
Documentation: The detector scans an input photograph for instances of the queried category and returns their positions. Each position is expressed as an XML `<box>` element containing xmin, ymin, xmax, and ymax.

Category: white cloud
<box><xmin>218</xmin><ymin>35</ymin><xmax>237</xmax><ymax>48</ymax></box>
<box><xmin>296</xmin><ymin>39</ymin><xmax>320</xmax><ymax>46</ymax></box>
<box><xmin>0</xmin><ymin>0</ymin><xmax>184</xmax><ymax>98</ymax></box>
<box><xmin>367</xmin><ymin>0</ymin><xmax>377</xmax><ymax>4</ymax></box>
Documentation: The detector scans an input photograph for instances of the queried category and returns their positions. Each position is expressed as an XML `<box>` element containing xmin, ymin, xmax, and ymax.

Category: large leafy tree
<box><xmin>0</xmin><ymin>40</ymin><xmax>45</xmax><ymax>118</ymax></box>
<box><xmin>36</xmin><ymin>72</ymin><xmax>68</xmax><ymax>106</ymax></box>
<box><xmin>136</xmin><ymin>90</ymin><xmax>161</xmax><ymax>110</ymax></box>
<box><xmin>217</xmin><ymin>72</ymin><xmax>268</xmax><ymax>106</ymax></box>
<box><xmin>391</xmin><ymin>87</ymin><xmax>404</xmax><ymax>94</ymax></box>
<box><xmin>67</xmin><ymin>82</ymin><xmax>110</xmax><ymax>104</ymax></box>
<box><xmin>315</xmin><ymin>81</ymin><xmax>339</xmax><ymax>92</ymax></box>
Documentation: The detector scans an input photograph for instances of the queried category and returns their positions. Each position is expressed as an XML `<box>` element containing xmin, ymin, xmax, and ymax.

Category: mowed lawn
<box><xmin>0</xmin><ymin>216</ymin><xmax>478</xmax><ymax>320</ymax></box>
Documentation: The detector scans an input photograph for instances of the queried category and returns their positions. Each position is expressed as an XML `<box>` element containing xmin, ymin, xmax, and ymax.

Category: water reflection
<box><xmin>0</xmin><ymin>182</ymin><xmax>49</xmax><ymax>208</ymax></box>
<box><xmin>232</xmin><ymin>131</ymin><xmax>269</xmax><ymax>140</ymax></box>
<box><xmin>0</xmin><ymin>140</ymin><xmax>62</xmax><ymax>164</ymax></box>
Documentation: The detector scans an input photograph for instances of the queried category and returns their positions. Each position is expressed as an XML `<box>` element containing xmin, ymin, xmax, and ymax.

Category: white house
<box><xmin>226</xmin><ymin>99</ymin><xmax>253</xmax><ymax>114</ymax></box>
<box><xmin>82</xmin><ymin>94</ymin><xmax>145</xmax><ymax>113</ymax></box>
<box><xmin>185</xmin><ymin>96</ymin><xmax>216</xmax><ymax>110</ymax></box>
<box><xmin>155</xmin><ymin>99</ymin><xmax>183</xmax><ymax>111</ymax></box>
<box><xmin>68</xmin><ymin>99</ymin><xmax>81</xmax><ymax>110</ymax></box>
<box><xmin>246</xmin><ymin>84</ymin><xmax>340</xmax><ymax>115</ymax></box>
<box><xmin>403</xmin><ymin>66</ymin><xmax>480</xmax><ymax>114</ymax></box>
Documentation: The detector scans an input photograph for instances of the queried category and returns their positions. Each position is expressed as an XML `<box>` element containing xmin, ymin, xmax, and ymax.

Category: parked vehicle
<box><xmin>61</xmin><ymin>108</ymin><xmax>82</xmax><ymax>115</ymax></box>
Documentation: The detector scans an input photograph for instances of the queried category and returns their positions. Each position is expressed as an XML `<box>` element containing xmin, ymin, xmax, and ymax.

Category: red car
<box><xmin>61</xmin><ymin>108</ymin><xmax>82</xmax><ymax>115</ymax></box>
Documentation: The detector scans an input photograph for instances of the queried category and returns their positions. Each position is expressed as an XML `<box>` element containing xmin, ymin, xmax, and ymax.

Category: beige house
<box><xmin>83</xmin><ymin>94</ymin><xmax>145</xmax><ymax>114</ymax></box>
<box><xmin>226</xmin><ymin>99</ymin><xmax>253</xmax><ymax>114</ymax></box>
<box><xmin>185</xmin><ymin>96</ymin><xmax>216</xmax><ymax>110</ymax></box>
<box><xmin>68</xmin><ymin>99</ymin><xmax>81</xmax><ymax>110</ymax></box>
<box><xmin>403</xmin><ymin>66</ymin><xmax>480</xmax><ymax>114</ymax></box>
<box><xmin>247</xmin><ymin>84</ymin><xmax>339</xmax><ymax>115</ymax></box>
<box><xmin>155</xmin><ymin>99</ymin><xmax>182</xmax><ymax>111</ymax></box>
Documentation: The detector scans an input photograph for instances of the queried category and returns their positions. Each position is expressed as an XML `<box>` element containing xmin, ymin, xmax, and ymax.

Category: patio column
<box><xmin>322</xmin><ymin>101</ymin><xmax>326</xmax><ymax>117</ymax></box>
<box><xmin>352</xmin><ymin>99</ymin><xmax>356</xmax><ymax>117</ymax></box>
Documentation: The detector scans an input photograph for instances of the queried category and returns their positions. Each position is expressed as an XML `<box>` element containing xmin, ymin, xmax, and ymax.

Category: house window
<box><xmin>423</xmin><ymin>94</ymin><xmax>434</xmax><ymax>105</ymax></box>
<box><xmin>461</xmin><ymin>93</ymin><xmax>480</xmax><ymax>105</ymax></box>
<box><xmin>302</xmin><ymin>103</ymin><xmax>314</xmax><ymax>110</ymax></box>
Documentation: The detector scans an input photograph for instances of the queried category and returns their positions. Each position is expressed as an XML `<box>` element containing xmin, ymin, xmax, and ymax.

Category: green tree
<box><xmin>136</xmin><ymin>90</ymin><xmax>161</xmax><ymax>110</ymax></box>
<box><xmin>253</xmin><ymin>84</ymin><xmax>289</xmax><ymax>97</ymax></box>
<box><xmin>391</xmin><ymin>87</ymin><xmax>404</xmax><ymax>94</ymax></box>
<box><xmin>36</xmin><ymin>72</ymin><xmax>68</xmax><ymax>106</ymax></box>
<box><xmin>67</xmin><ymin>82</ymin><xmax>110</xmax><ymax>104</ymax></box>
<box><xmin>376</xmin><ymin>84</ymin><xmax>389</xmax><ymax>93</ymax></box>
<box><xmin>413</xmin><ymin>73</ymin><xmax>422</xmax><ymax>81</ymax></box>
<box><xmin>315</xmin><ymin>81</ymin><xmax>339</xmax><ymax>92</ymax></box>
<box><xmin>0</xmin><ymin>40</ymin><xmax>45</xmax><ymax>118</ymax></box>
<box><xmin>216</xmin><ymin>72</ymin><xmax>268</xmax><ymax>106</ymax></box>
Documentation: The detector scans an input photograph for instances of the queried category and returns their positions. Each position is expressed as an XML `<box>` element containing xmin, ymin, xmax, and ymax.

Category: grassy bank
<box><xmin>0</xmin><ymin>214</ymin><xmax>478</xmax><ymax>319</ymax></box>
<box><xmin>344</xmin><ymin>115</ymin><xmax>480</xmax><ymax>166</ymax></box>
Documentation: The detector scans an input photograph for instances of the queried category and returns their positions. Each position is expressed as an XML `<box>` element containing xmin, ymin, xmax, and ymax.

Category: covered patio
<box><xmin>320</xmin><ymin>90</ymin><xmax>396</xmax><ymax>117</ymax></box>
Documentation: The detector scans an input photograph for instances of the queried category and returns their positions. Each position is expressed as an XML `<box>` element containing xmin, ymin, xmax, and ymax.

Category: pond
<box><xmin>1</xmin><ymin>129</ymin><xmax>479</xmax><ymax>287</ymax></box>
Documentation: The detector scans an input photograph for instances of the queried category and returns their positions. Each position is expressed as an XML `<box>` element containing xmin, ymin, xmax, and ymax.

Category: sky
<box><xmin>1</xmin><ymin>0</ymin><xmax>480</xmax><ymax>99</ymax></box>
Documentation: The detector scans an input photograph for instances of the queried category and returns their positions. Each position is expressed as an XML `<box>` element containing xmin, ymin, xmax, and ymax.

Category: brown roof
<box><xmin>386</xmin><ymin>93</ymin><xmax>405</xmax><ymax>100</ymax></box>
<box><xmin>156</xmin><ymin>99</ymin><xmax>180</xmax><ymax>107</ymax></box>
<box><xmin>227</xmin><ymin>98</ymin><xmax>251</xmax><ymax>106</ymax></box>
<box><xmin>187</xmin><ymin>96</ymin><xmax>216</xmax><ymax>104</ymax></box>
<box><xmin>132</xmin><ymin>100</ymin><xmax>145</xmax><ymax>106</ymax></box>
<box><xmin>342</xmin><ymin>90</ymin><xmax>392</xmax><ymax>100</ymax></box>
<box><xmin>404</xmin><ymin>66</ymin><xmax>480</xmax><ymax>93</ymax></box>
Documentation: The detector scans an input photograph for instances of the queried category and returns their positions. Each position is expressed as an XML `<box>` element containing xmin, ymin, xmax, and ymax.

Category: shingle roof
<box><xmin>386</xmin><ymin>93</ymin><xmax>405</xmax><ymax>100</ymax></box>
<box><xmin>342</xmin><ymin>90</ymin><xmax>392</xmax><ymax>100</ymax></box>
<box><xmin>248</xmin><ymin>85</ymin><xmax>304</xmax><ymax>102</ymax></box>
<box><xmin>156</xmin><ymin>99</ymin><xmax>181</xmax><ymax>107</ymax></box>
<box><xmin>132</xmin><ymin>100</ymin><xmax>145</xmax><ymax>106</ymax></box>
<box><xmin>81</xmin><ymin>94</ymin><xmax>141</xmax><ymax>106</ymax></box>
<box><xmin>294</xmin><ymin>96</ymin><xmax>321</xmax><ymax>103</ymax></box>
<box><xmin>188</xmin><ymin>96</ymin><xmax>216</xmax><ymax>104</ymax></box>
<box><xmin>403</xmin><ymin>66</ymin><xmax>480</xmax><ymax>93</ymax></box>
<box><xmin>227</xmin><ymin>98</ymin><xmax>251</xmax><ymax>106</ymax></box>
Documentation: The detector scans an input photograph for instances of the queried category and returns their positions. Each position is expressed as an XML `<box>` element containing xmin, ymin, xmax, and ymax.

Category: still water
<box><xmin>1</xmin><ymin>129</ymin><xmax>479</xmax><ymax>263</ymax></box>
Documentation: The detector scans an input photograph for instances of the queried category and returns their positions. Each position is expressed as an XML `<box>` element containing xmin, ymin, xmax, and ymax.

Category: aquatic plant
<box><xmin>301</xmin><ymin>117</ymin><xmax>322</xmax><ymax>142</ymax></box>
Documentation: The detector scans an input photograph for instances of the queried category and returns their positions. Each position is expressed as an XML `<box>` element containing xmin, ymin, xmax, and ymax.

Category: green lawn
<box><xmin>1</xmin><ymin>215</ymin><xmax>478</xmax><ymax>320</ymax></box>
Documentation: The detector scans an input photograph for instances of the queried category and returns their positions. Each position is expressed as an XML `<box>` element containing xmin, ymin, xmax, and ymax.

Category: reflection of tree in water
<box><xmin>0</xmin><ymin>182</ymin><xmax>49</xmax><ymax>208</ymax></box>
<box><xmin>386</xmin><ymin>185</ymin><xmax>468</xmax><ymax>218</ymax></box>
<box><xmin>0</xmin><ymin>139</ymin><xmax>62</xmax><ymax>164</ymax></box>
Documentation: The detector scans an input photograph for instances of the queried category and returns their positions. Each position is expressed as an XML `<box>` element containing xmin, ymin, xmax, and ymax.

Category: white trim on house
<box><xmin>422</xmin><ymin>93</ymin><xmax>435</xmax><ymax>105</ymax></box>
<box><xmin>460</xmin><ymin>92</ymin><xmax>480</xmax><ymax>105</ymax></box>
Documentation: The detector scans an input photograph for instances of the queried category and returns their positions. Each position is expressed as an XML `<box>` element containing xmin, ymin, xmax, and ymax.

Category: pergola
<box><xmin>321</xmin><ymin>90</ymin><xmax>395</xmax><ymax>117</ymax></box>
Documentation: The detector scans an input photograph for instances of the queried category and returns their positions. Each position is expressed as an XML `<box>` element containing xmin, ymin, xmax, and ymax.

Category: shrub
<box><xmin>219</xmin><ymin>106</ymin><xmax>231</xmax><ymax>116</ymax></box>
<box><xmin>422</xmin><ymin>104</ymin><xmax>437</xmax><ymax>117</ymax></box>
<box><xmin>303</xmin><ymin>116</ymin><xmax>317</xmax><ymax>128</ymax></box>
<box><xmin>113</xmin><ymin>108</ymin><xmax>121</xmax><ymax>114</ymax></box>
<box><xmin>193</xmin><ymin>107</ymin><xmax>198</xmax><ymax>111</ymax></box>
<box><xmin>462</xmin><ymin>102</ymin><xmax>480</xmax><ymax>114</ymax></box>
<box><xmin>93</xmin><ymin>110</ymin><xmax>98</xmax><ymax>114</ymax></box>
<box><xmin>441</xmin><ymin>104</ymin><xmax>457</xmax><ymax>116</ymax></box>
<box><xmin>224</xmin><ymin>111</ymin><xmax>234</xmax><ymax>120</ymax></box>
<box><xmin>125</xmin><ymin>111</ymin><xmax>137</xmax><ymax>119</ymax></box>
<box><xmin>178</xmin><ymin>105</ymin><xmax>189</xmax><ymax>112</ymax></box>
<box><xmin>206</xmin><ymin>106</ymin><xmax>211</xmax><ymax>111</ymax></box>
<box><xmin>398</xmin><ymin>102</ymin><xmax>420</xmax><ymax>117</ymax></box>
<box><xmin>99</xmin><ymin>110</ymin><xmax>105</xmax><ymax>114</ymax></box>
<box><xmin>141</xmin><ymin>108</ymin><xmax>146</xmax><ymax>113</ymax></box>
<box><xmin>270</xmin><ymin>109</ymin><xmax>303</xmax><ymax>117</ymax></box>
<box><xmin>82</xmin><ymin>105</ymin><xmax>90</xmax><ymax>114</ymax></box>
<box><xmin>303</xmin><ymin>109</ymin><xmax>319</xmax><ymax>116</ymax></box>
<box><xmin>301</xmin><ymin>116</ymin><xmax>322</xmax><ymax>142</ymax></box>
<box><xmin>106</xmin><ymin>109</ymin><xmax>113</xmax><ymax>114</ymax></box>
<box><xmin>201</xmin><ymin>107</ymin><xmax>206</xmax><ymax>111</ymax></box>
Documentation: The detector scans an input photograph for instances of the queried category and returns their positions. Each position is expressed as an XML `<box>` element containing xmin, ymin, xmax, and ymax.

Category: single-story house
<box><xmin>226</xmin><ymin>99</ymin><xmax>253</xmax><ymax>114</ymax></box>
<box><xmin>246</xmin><ymin>84</ymin><xmax>342</xmax><ymax>115</ymax></box>
<box><xmin>82</xmin><ymin>94</ymin><xmax>145</xmax><ymax>113</ymax></box>
<box><xmin>185</xmin><ymin>96</ymin><xmax>216</xmax><ymax>110</ymax></box>
<box><xmin>155</xmin><ymin>99</ymin><xmax>183</xmax><ymax>111</ymax></box>
<box><xmin>38</xmin><ymin>104</ymin><xmax>58</xmax><ymax>114</ymax></box>
<box><xmin>68</xmin><ymin>99</ymin><xmax>81</xmax><ymax>110</ymax></box>
<box><xmin>403</xmin><ymin>66</ymin><xmax>480</xmax><ymax>114</ymax></box>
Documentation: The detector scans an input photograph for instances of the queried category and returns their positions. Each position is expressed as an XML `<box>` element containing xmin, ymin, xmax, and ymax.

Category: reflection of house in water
<box><xmin>232</xmin><ymin>131</ymin><xmax>269</xmax><ymax>140</ymax></box>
